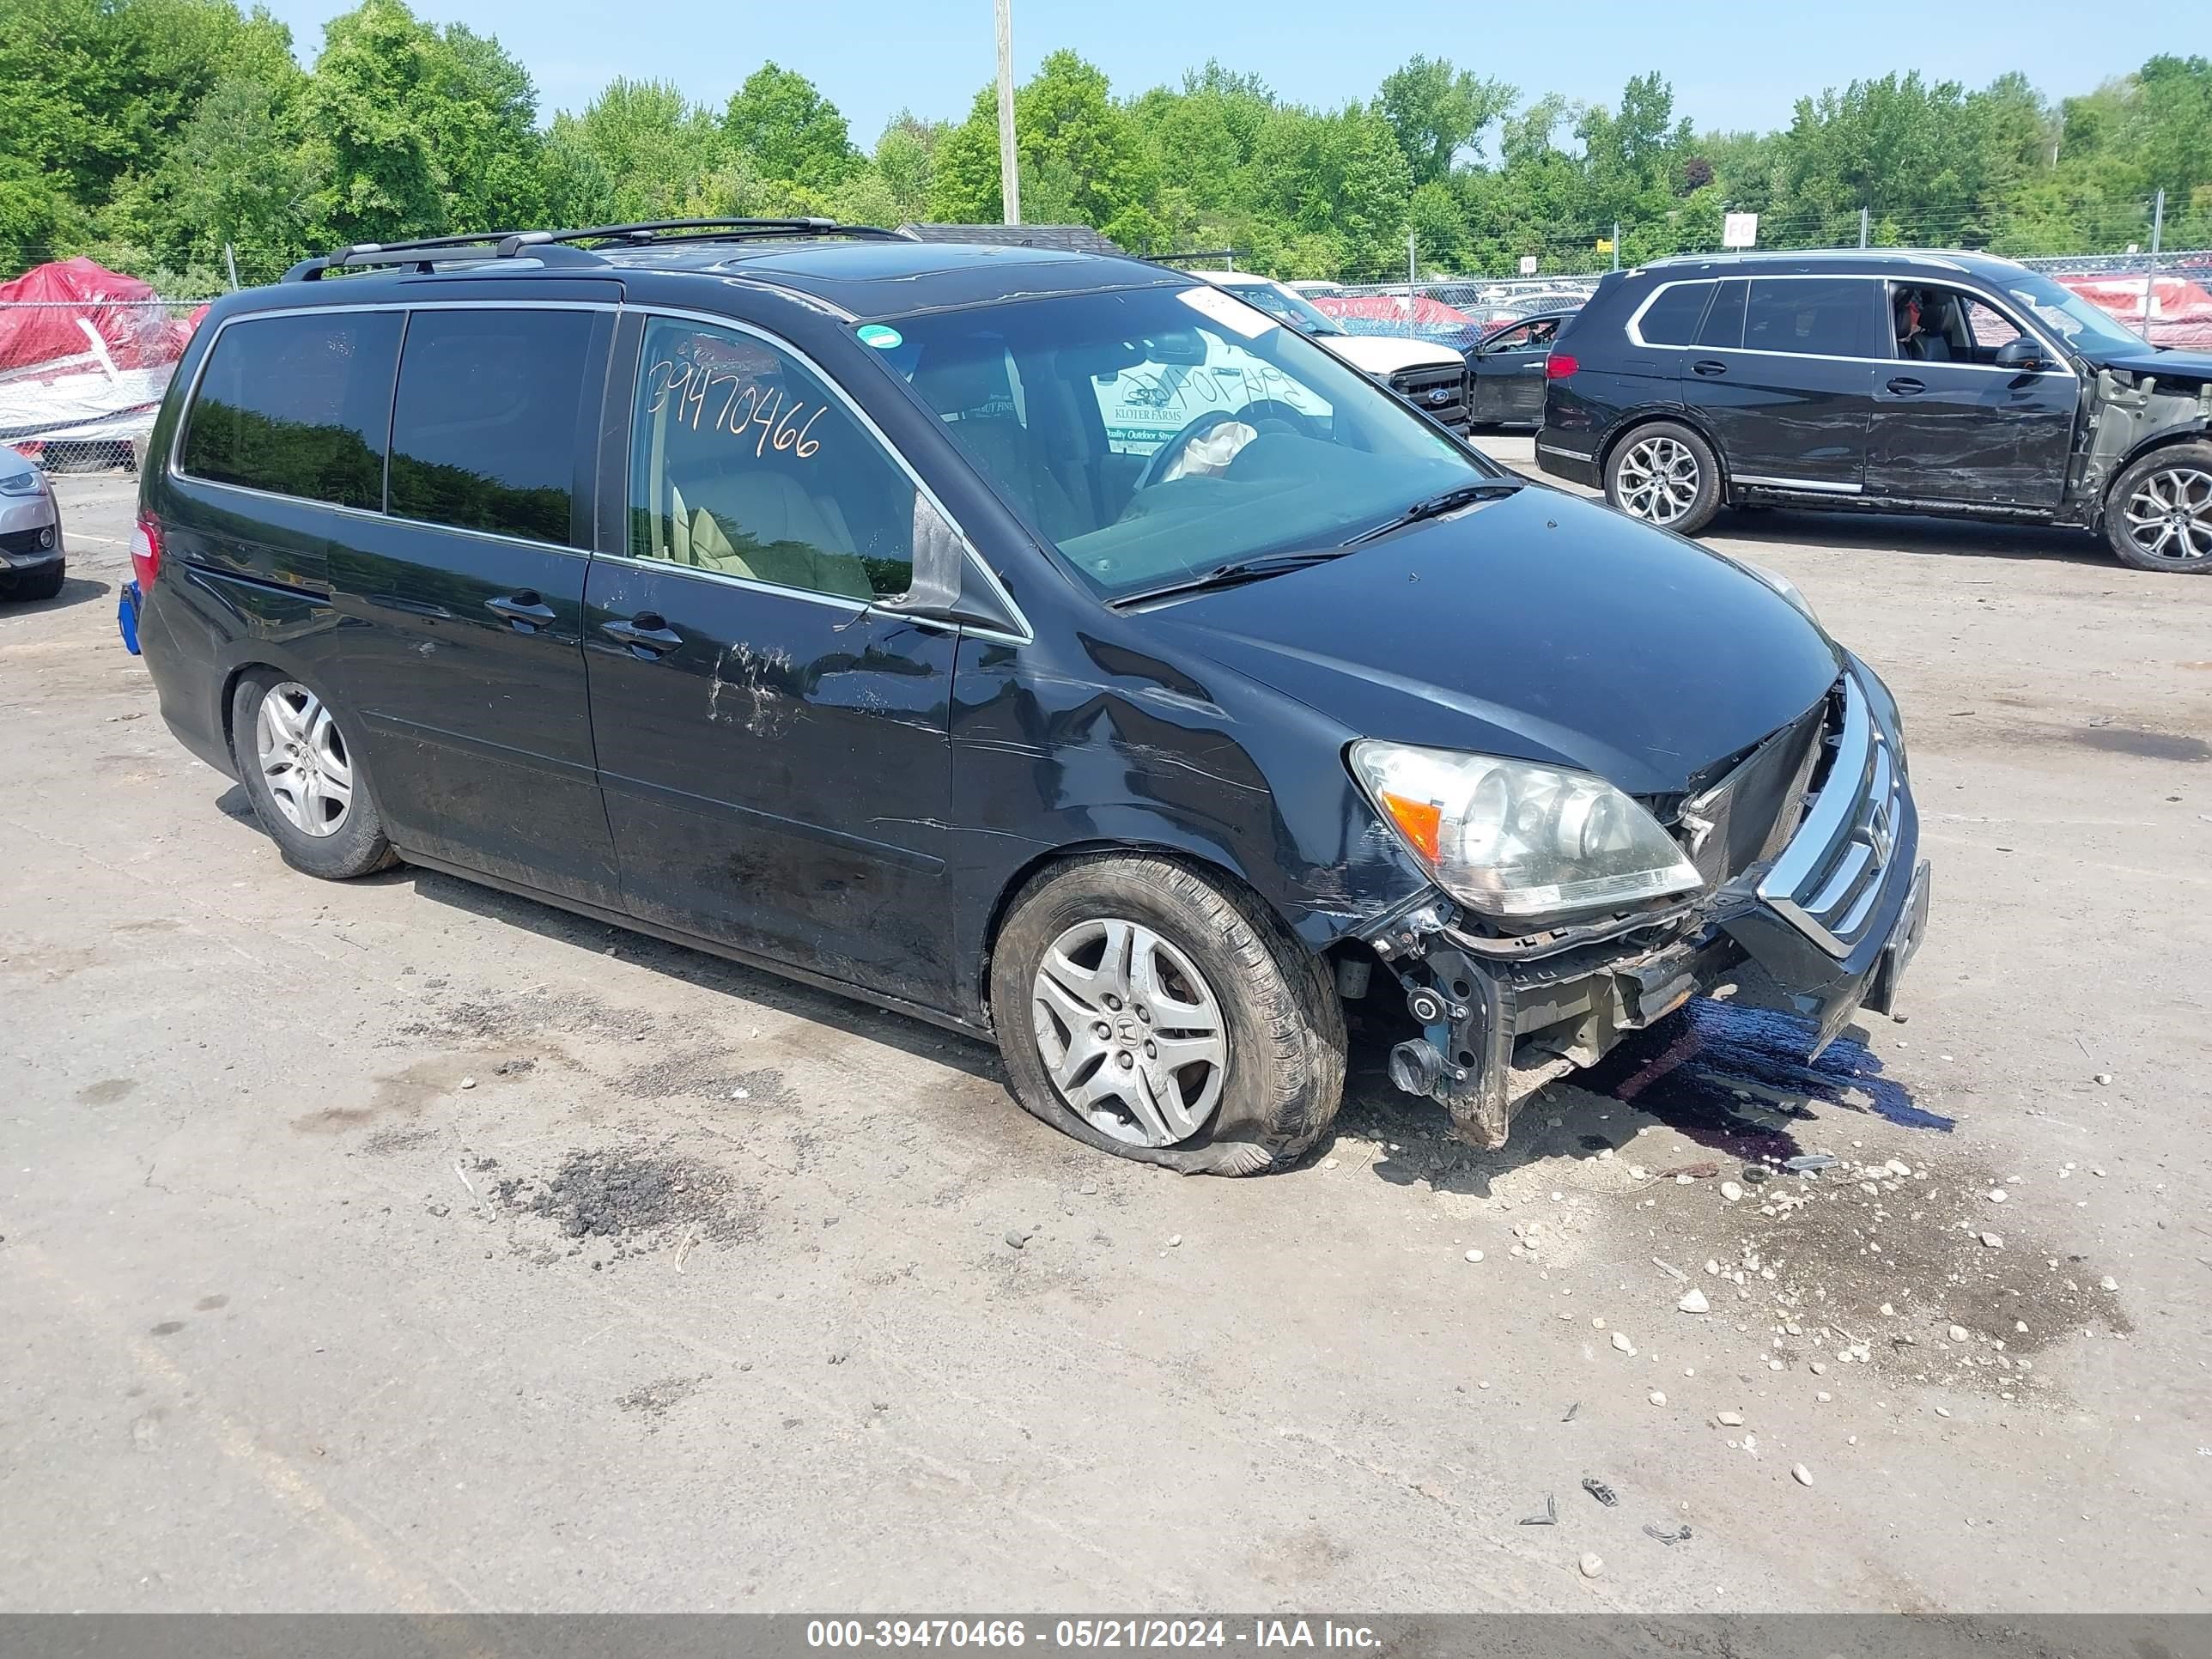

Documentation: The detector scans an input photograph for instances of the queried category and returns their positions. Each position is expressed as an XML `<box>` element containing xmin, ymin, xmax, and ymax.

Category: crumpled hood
<box><xmin>2086</xmin><ymin>343</ymin><xmax>2212</xmax><ymax>385</ymax></box>
<box><xmin>1148</xmin><ymin>487</ymin><xmax>1844</xmax><ymax>798</ymax></box>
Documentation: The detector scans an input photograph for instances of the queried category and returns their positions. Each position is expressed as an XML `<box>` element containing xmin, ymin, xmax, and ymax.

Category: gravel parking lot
<box><xmin>3</xmin><ymin>453</ymin><xmax>2208</xmax><ymax>1613</ymax></box>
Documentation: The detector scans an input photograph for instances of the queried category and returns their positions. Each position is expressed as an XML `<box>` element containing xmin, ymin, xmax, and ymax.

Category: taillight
<box><xmin>1545</xmin><ymin>353</ymin><xmax>1579</xmax><ymax>380</ymax></box>
<box><xmin>131</xmin><ymin>512</ymin><xmax>163</xmax><ymax>588</ymax></box>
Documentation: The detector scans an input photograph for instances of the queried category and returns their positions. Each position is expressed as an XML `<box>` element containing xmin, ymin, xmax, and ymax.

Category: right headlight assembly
<box><xmin>1349</xmin><ymin>741</ymin><xmax>1703</xmax><ymax>924</ymax></box>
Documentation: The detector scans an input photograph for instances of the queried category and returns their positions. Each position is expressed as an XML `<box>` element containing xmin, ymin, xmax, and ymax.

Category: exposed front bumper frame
<box><xmin>1367</xmin><ymin>667</ymin><xmax>1930</xmax><ymax>1149</ymax></box>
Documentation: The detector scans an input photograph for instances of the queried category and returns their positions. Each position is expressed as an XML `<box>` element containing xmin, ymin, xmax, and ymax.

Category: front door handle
<box><xmin>600</xmin><ymin>613</ymin><xmax>684</xmax><ymax>657</ymax></box>
<box><xmin>487</xmin><ymin>591</ymin><xmax>556</xmax><ymax>629</ymax></box>
<box><xmin>1886</xmin><ymin>376</ymin><xmax>1926</xmax><ymax>396</ymax></box>
<box><xmin>1691</xmin><ymin>359</ymin><xmax>1729</xmax><ymax>377</ymax></box>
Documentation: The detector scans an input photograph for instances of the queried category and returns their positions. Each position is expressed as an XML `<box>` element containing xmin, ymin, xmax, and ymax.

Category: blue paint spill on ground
<box><xmin>1578</xmin><ymin>995</ymin><xmax>1954</xmax><ymax>1161</ymax></box>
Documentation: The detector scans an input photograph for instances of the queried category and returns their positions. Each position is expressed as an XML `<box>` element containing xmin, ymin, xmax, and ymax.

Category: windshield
<box><xmin>2002</xmin><ymin>272</ymin><xmax>2144</xmax><ymax>356</ymax></box>
<box><xmin>1224</xmin><ymin>280</ymin><xmax>1346</xmax><ymax>336</ymax></box>
<box><xmin>883</xmin><ymin>283</ymin><xmax>1495</xmax><ymax>602</ymax></box>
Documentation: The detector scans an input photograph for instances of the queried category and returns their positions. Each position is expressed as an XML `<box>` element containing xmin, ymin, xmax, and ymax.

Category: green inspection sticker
<box><xmin>856</xmin><ymin>324</ymin><xmax>903</xmax><ymax>349</ymax></box>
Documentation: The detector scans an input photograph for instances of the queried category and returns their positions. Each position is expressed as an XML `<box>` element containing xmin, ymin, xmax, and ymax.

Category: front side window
<box><xmin>179</xmin><ymin>311</ymin><xmax>401</xmax><ymax>509</ymax></box>
<box><xmin>891</xmin><ymin>283</ymin><xmax>1495</xmax><ymax>601</ymax></box>
<box><xmin>1636</xmin><ymin>282</ymin><xmax>1714</xmax><ymax>346</ymax></box>
<box><xmin>1745</xmin><ymin>277</ymin><xmax>1875</xmax><ymax>358</ymax></box>
<box><xmin>629</xmin><ymin>317</ymin><xmax>913</xmax><ymax>601</ymax></box>
<box><xmin>388</xmin><ymin>308</ymin><xmax>594</xmax><ymax>546</ymax></box>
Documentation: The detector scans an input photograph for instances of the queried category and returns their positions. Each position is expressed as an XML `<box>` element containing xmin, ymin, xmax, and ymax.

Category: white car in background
<box><xmin>1190</xmin><ymin>271</ymin><xmax>1471</xmax><ymax>428</ymax></box>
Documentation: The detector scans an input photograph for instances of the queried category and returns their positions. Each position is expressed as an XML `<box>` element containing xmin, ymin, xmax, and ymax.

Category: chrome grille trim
<box><xmin>1757</xmin><ymin>675</ymin><xmax>1903</xmax><ymax>957</ymax></box>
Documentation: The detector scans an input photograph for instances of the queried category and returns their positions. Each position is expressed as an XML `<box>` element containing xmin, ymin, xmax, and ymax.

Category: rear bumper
<box><xmin>1533</xmin><ymin>434</ymin><xmax>1601</xmax><ymax>489</ymax></box>
<box><xmin>1373</xmin><ymin>664</ymin><xmax>1930</xmax><ymax>1147</ymax></box>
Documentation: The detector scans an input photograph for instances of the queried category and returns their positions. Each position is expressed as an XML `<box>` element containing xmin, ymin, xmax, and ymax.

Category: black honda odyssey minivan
<box><xmin>130</xmin><ymin>219</ymin><xmax>1930</xmax><ymax>1173</ymax></box>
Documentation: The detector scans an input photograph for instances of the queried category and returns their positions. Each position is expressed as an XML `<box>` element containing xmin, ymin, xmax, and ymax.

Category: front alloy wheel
<box><xmin>2118</xmin><ymin>463</ymin><xmax>2212</xmax><ymax>567</ymax></box>
<box><xmin>254</xmin><ymin>681</ymin><xmax>354</xmax><ymax>837</ymax></box>
<box><xmin>1030</xmin><ymin>917</ymin><xmax>1228</xmax><ymax>1146</ymax></box>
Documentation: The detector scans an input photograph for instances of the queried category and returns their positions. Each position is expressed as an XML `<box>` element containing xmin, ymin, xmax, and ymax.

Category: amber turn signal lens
<box><xmin>1377</xmin><ymin>792</ymin><xmax>1443</xmax><ymax>863</ymax></box>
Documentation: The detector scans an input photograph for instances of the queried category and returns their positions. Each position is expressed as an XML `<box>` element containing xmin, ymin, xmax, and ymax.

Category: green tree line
<box><xmin>3</xmin><ymin>0</ymin><xmax>2207</xmax><ymax>293</ymax></box>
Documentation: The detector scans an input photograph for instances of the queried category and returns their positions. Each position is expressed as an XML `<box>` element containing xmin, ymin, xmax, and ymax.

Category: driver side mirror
<box><xmin>1995</xmin><ymin>336</ymin><xmax>2048</xmax><ymax>372</ymax></box>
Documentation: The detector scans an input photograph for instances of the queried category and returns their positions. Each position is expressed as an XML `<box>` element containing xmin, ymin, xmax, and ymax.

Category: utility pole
<box><xmin>2141</xmin><ymin>187</ymin><xmax>2164</xmax><ymax>343</ymax></box>
<box><xmin>994</xmin><ymin>0</ymin><xmax>1020</xmax><ymax>225</ymax></box>
<box><xmin>1858</xmin><ymin>207</ymin><xmax>1869</xmax><ymax>249</ymax></box>
<box><xmin>223</xmin><ymin>244</ymin><xmax>240</xmax><ymax>291</ymax></box>
<box><xmin>1407</xmin><ymin>229</ymin><xmax>1417</xmax><ymax>289</ymax></box>
<box><xmin>1612</xmin><ymin>221</ymin><xmax>1620</xmax><ymax>272</ymax></box>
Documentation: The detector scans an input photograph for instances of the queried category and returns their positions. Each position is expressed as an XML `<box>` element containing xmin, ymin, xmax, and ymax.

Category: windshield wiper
<box><xmin>1346</xmin><ymin>479</ymin><xmax>1523</xmax><ymax>544</ymax></box>
<box><xmin>1110</xmin><ymin>550</ymin><xmax>1348</xmax><ymax>608</ymax></box>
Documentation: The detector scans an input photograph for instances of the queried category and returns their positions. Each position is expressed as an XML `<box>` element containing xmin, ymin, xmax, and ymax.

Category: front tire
<box><xmin>2104</xmin><ymin>443</ymin><xmax>2212</xmax><ymax>573</ymax></box>
<box><xmin>229</xmin><ymin>671</ymin><xmax>397</xmax><ymax>879</ymax></box>
<box><xmin>1606</xmin><ymin>420</ymin><xmax>1722</xmax><ymax>536</ymax></box>
<box><xmin>989</xmin><ymin>854</ymin><xmax>1346</xmax><ymax>1176</ymax></box>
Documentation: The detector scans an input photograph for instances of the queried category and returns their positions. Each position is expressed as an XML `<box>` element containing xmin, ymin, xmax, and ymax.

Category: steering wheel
<box><xmin>1133</xmin><ymin>403</ymin><xmax>1322</xmax><ymax>492</ymax></box>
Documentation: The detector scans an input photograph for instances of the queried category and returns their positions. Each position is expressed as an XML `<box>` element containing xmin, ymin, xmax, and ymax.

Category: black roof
<box><xmin>1637</xmin><ymin>247</ymin><xmax>2037</xmax><ymax>283</ymax></box>
<box><xmin>604</xmin><ymin>238</ymin><xmax>1175</xmax><ymax>319</ymax></box>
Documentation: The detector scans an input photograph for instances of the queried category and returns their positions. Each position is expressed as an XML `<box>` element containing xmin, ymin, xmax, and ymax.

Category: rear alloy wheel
<box><xmin>255</xmin><ymin>681</ymin><xmax>355</xmax><ymax>838</ymax></box>
<box><xmin>230</xmin><ymin>672</ymin><xmax>398</xmax><ymax>879</ymax></box>
<box><xmin>1606</xmin><ymin>421</ymin><xmax>1721</xmax><ymax>536</ymax></box>
<box><xmin>2106</xmin><ymin>444</ymin><xmax>2212</xmax><ymax>573</ymax></box>
<box><xmin>990</xmin><ymin>854</ymin><xmax>1345</xmax><ymax>1176</ymax></box>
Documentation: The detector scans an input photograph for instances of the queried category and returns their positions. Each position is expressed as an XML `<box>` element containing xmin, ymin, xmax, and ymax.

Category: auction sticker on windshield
<box><xmin>1177</xmin><ymin>286</ymin><xmax>1277</xmax><ymax>339</ymax></box>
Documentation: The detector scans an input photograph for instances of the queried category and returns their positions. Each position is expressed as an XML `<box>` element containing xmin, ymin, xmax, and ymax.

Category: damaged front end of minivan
<box><xmin>1350</xmin><ymin>661</ymin><xmax>1930</xmax><ymax>1152</ymax></box>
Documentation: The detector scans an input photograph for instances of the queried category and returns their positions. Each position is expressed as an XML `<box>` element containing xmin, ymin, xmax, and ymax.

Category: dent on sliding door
<box><xmin>583</xmin><ymin>311</ymin><xmax>961</xmax><ymax>1006</ymax></box>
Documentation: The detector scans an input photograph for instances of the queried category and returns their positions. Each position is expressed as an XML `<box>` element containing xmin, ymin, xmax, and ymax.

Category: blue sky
<box><xmin>255</xmin><ymin>0</ymin><xmax>2209</xmax><ymax>140</ymax></box>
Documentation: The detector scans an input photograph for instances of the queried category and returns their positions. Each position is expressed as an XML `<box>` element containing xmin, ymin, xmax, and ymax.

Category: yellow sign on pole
<box><xmin>1595</xmin><ymin>238</ymin><xmax>1613</xmax><ymax>253</ymax></box>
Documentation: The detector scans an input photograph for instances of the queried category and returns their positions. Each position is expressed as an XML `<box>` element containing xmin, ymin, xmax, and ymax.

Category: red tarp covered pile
<box><xmin>1310</xmin><ymin>292</ymin><xmax>1479</xmax><ymax>329</ymax></box>
<box><xmin>2051</xmin><ymin>271</ymin><xmax>2212</xmax><ymax>350</ymax></box>
<box><xmin>2</xmin><ymin>258</ymin><xmax>198</xmax><ymax>450</ymax></box>
<box><xmin>0</xmin><ymin>257</ymin><xmax>191</xmax><ymax>373</ymax></box>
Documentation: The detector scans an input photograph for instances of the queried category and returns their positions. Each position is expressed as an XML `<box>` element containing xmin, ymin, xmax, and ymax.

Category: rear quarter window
<box><xmin>179</xmin><ymin>311</ymin><xmax>401</xmax><ymax>510</ymax></box>
<box><xmin>1634</xmin><ymin>282</ymin><xmax>1714</xmax><ymax>347</ymax></box>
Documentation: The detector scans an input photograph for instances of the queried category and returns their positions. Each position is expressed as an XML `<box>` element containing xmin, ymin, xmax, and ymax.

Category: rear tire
<box><xmin>229</xmin><ymin>671</ymin><xmax>398</xmax><ymax>879</ymax></box>
<box><xmin>2103</xmin><ymin>442</ymin><xmax>2212</xmax><ymax>573</ymax></box>
<box><xmin>1606</xmin><ymin>420</ymin><xmax>1722</xmax><ymax>536</ymax></box>
<box><xmin>989</xmin><ymin>854</ymin><xmax>1345</xmax><ymax>1176</ymax></box>
<box><xmin>0</xmin><ymin>562</ymin><xmax>64</xmax><ymax>602</ymax></box>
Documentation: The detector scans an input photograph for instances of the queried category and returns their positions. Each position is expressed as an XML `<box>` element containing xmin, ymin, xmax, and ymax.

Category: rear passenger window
<box><xmin>1746</xmin><ymin>278</ymin><xmax>1874</xmax><ymax>358</ymax></box>
<box><xmin>1636</xmin><ymin>283</ymin><xmax>1712</xmax><ymax>346</ymax></box>
<box><xmin>388</xmin><ymin>309</ymin><xmax>595</xmax><ymax>546</ymax></box>
<box><xmin>180</xmin><ymin>311</ymin><xmax>400</xmax><ymax>509</ymax></box>
<box><xmin>1696</xmin><ymin>279</ymin><xmax>1748</xmax><ymax>349</ymax></box>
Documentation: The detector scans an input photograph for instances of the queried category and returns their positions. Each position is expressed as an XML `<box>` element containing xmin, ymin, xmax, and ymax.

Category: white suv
<box><xmin>1190</xmin><ymin>271</ymin><xmax>1470</xmax><ymax>428</ymax></box>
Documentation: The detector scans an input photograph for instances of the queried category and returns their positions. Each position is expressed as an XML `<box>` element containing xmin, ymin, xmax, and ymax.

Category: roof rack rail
<box><xmin>528</xmin><ymin>217</ymin><xmax>913</xmax><ymax>248</ymax></box>
<box><xmin>282</xmin><ymin>231</ymin><xmax>607</xmax><ymax>283</ymax></box>
<box><xmin>281</xmin><ymin>217</ymin><xmax>911</xmax><ymax>282</ymax></box>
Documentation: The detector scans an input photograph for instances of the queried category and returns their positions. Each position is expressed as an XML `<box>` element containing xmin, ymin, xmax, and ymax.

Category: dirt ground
<box><xmin>3</xmin><ymin>452</ymin><xmax>2208</xmax><ymax>1613</ymax></box>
